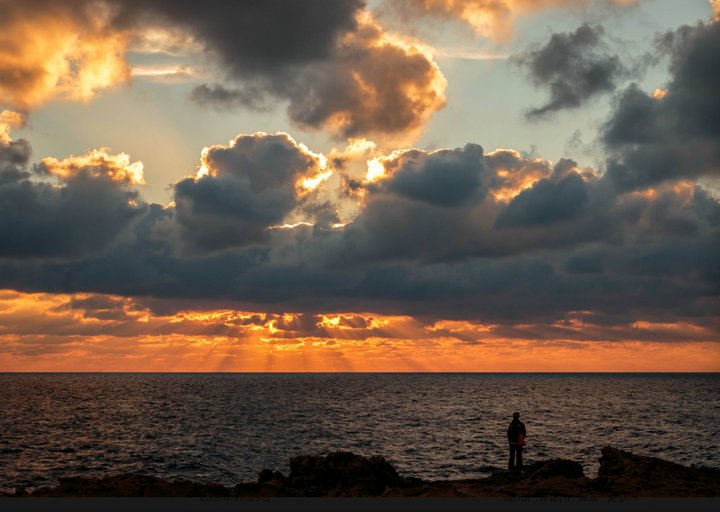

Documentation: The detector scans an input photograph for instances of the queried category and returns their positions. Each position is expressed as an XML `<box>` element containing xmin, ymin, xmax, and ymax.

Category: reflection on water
<box><xmin>1</xmin><ymin>373</ymin><xmax>718</xmax><ymax>492</ymax></box>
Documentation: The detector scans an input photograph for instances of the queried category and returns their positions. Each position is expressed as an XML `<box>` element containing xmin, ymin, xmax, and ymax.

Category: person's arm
<box><xmin>507</xmin><ymin>424</ymin><xmax>512</xmax><ymax>441</ymax></box>
<box><xmin>521</xmin><ymin>423</ymin><xmax>527</xmax><ymax>437</ymax></box>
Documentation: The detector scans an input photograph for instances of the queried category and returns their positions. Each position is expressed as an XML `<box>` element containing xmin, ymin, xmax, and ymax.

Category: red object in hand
<box><xmin>519</xmin><ymin>434</ymin><xmax>526</xmax><ymax>446</ymax></box>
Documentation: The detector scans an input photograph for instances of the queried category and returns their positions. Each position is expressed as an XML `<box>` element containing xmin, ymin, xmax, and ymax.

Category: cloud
<box><xmin>121</xmin><ymin>0</ymin><xmax>364</xmax><ymax>77</ymax></box>
<box><xmin>0</xmin><ymin>111</ymin><xmax>31</xmax><ymax>184</ymax></box>
<box><xmin>323</xmin><ymin>143</ymin><xmax>717</xmax><ymax>278</ymax></box>
<box><xmin>0</xmin><ymin>2</ymin><xmax>132</xmax><ymax>111</ymax></box>
<box><xmin>170</xmin><ymin>132</ymin><xmax>333</xmax><ymax>253</ymax></box>
<box><xmin>0</xmin><ymin>110</ymin><xmax>25</xmax><ymax>142</ymax></box>
<box><xmin>368</xmin><ymin>143</ymin><xmax>486</xmax><ymax>206</ymax></box>
<box><xmin>511</xmin><ymin>24</ymin><xmax>637</xmax><ymax>118</ymax></box>
<box><xmin>602</xmin><ymin>20</ymin><xmax>720</xmax><ymax>190</ymax></box>
<box><xmin>2</xmin><ymin>1</ymin><xmax>445</xmax><ymax>141</ymax></box>
<box><xmin>387</xmin><ymin>0</ymin><xmax>643</xmax><ymax>42</ymax></box>
<box><xmin>0</xmin><ymin>126</ymin><xmax>717</xmax><ymax>334</ymax></box>
<box><xmin>190</xmin><ymin>12</ymin><xmax>447</xmax><ymax>142</ymax></box>
<box><xmin>130</xmin><ymin>64</ymin><xmax>207</xmax><ymax>83</ymax></box>
<box><xmin>189</xmin><ymin>83</ymin><xmax>268</xmax><ymax>111</ymax></box>
<box><xmin>0</xmin><ymin>137</ymin><xmax>146</xmax><ymax>259</ymax></box>
<box><xmin>37</xmin><ymin>148</ymin><xmax>145</xmax><ymax>185</ymax></box>
<box><xmin>494</xmin><ymin>172</ymin><xmax>589</xmax><ymax>227</ymax></box>
<box><xmin>126</xmin><ymin>25</ymin><xmax>202</xmax><ymax>56</ymax></box>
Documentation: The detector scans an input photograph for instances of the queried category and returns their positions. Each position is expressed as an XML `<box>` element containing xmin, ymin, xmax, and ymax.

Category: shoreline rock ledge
<box><xmin>7</xmin><ymin>447</ymin><xmax>720</xmax><ymax>497</ymax></box>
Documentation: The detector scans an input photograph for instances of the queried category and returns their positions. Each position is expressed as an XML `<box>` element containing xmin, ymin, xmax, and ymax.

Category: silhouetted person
<box><xmin>507</xmin><ymin>412</ymin><xmax>526</xmax><ymax>472</ymax></box>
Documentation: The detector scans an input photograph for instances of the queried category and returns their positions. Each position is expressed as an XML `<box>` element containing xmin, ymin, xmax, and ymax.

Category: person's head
<box><xmin>512</xmin><ymin>412</ymin><xmax>520</xmax><ymax>421</ymax></box>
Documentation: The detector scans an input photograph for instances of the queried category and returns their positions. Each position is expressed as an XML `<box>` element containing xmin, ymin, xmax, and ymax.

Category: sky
<box><xmin>0</xmin><ymin>0</ymin><xmax>718</xmax><ymax>372</ymax></box>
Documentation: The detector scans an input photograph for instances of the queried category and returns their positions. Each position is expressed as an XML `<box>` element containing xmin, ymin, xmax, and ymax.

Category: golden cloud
<box><xmin>288</xmin><ymin>12</ymin><xmax>448</xmax><ymax>144</ymax></box>
<box><xmin>0</xmin><ymin>110</ymin><xmax>25</xmax><ymax>142</ymax></box>
<box><xmin>0</xmin><ymin>8</ymin><xmax>132</xmax><ymax>111</ymax></box>
<box><xmin>485</xmin><ymin>148</ymin><xmax>553</xmax><ymax>202</ymax></box>
<box><xmin>711</xmin><ymin>0</ymin><xmax>720</xmax><ymax>20</ymax></box>
<box><xmin>41</xmin><ymin>148</ymin><xmax>145</xmax><ymax>185</ymax></box>
<box><xmin>405</xmin><ymin>0</ymin><xmax>642</xmax><ymax>41</ymax></box>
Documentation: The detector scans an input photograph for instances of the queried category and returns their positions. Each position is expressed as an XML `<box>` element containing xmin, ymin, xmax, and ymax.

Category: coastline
<box><xmin>6</xmin><ymin>446</ymin><xmax>720</xmax><ymax>497</ymax></box>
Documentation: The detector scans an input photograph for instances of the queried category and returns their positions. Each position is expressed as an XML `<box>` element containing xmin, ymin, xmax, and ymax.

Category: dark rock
<box><xmin>287</xmin><ymin>451</ymin><xmax>405</xmax><ymax>496</ymax></box>
<box><xmin>257</xmin><ymin>469</ymin><xmax>287</xmax><ymax>484</ymax></box>
<box><xmin>7</xmin><ymin>448</ymin><xmax>720</xmax><ymax>497</ymax></box>
<box><xmin>590</xmin><ymin>447</ymin><xmax>720</xmax><ymax>497</ymax></box>
<box><xmin>525</xmin><ymin>459</ymin><xmax>585</xmax><ymax>480</ymax></box>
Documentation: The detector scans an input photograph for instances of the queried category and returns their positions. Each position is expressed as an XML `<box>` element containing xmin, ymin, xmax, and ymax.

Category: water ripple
<box><xmin>0</xmin><ymin>373</ymin><xmax>718</xmax><ymax>493</ymax></box>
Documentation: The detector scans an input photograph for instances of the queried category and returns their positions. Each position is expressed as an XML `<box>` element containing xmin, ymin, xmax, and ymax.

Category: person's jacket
<box><xmin>507</xmin><ymin>420</ymin><xmax>526</xmax><ymax>444</ymax></box>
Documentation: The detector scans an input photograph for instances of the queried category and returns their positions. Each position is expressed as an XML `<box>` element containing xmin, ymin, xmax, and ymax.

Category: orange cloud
<box><xmin>404</xmin><ymin>0</ymin><xmax>642</xmax><ymax>41</ymax></box>
<box><xmin>711</xmin><ymin>0</ymin><xmax>720</xmax><ymax>20</ymax></box>
<box><xmin>0</xmin><ymin>7</ymin><xmax>132</xmax><ymax>111</ymax></box>
<box><xmin>286</xmin><ymin>12</ymin><xmax>447</xmax><ymax>144</ymax></box>
<box><xmin>485</xmin><ymin>148</ymin><xmax>553</xmax><ymax>202</ymax></box>
<box><xmin>40</xmin><ymin>148</ymin><xmax>145</xmax><ymax>185</ymax></box>
<box><xmin>0</xmin><ymin>110</ymin><xmax>25</xmax><ymax>142</ymax></box>
<box><xmin>0</xmin><ymin>290</ymin><xmax>717</xmax><ymax>372</ymax></box>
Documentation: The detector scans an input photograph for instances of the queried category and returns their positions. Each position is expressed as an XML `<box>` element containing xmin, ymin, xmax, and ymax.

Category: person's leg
<box><xmin>509</xmin><ymin>444</ymin><xmax>516</xmax><ymax>471</ymax></box>
<box><xmin>517</xmin><ymin>446</ymin><xmax>523</xmax><ymax>471</ymax></box>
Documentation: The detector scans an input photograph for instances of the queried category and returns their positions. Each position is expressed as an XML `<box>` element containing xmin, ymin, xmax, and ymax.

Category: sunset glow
<box><xmin>0</xmin><ymin>291</ymin><xmax>717</xmax><ymax>372</ymax></box>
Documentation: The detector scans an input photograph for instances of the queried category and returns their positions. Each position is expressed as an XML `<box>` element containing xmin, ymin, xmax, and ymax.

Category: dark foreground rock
<box><xmin>6</xmin><ymin>447</ymin><xmax>720</xmax><ymax>497</ymax></box>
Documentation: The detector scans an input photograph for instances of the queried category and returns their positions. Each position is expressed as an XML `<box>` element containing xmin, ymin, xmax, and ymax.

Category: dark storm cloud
<box><xmin>511</xmin><ymin>24</ymin><xmax>633</xmax><ymax>118</ymax></box>
<box><xmin>0</xmin><ymin>186</ymin><xmax>717</xmax><ymax>330</ymax></box>
<box><xmin>170</xmin><ymin>132</ymin><xmax>327</xmax><ymax>253</ymax></box>
<box><xmin>1</xmin><ymin>0</ymin><xmax>363</xmax><ymax>75</ymax></box>
<box><xmin>131</xmin><ymin>0</ymin><xmax>446</xmax><ymax>140</ymax></box>
<box><xmin>0</xmin><ymin>0</ymin><xmax>446</xmax><ymax>140</ymax></box>
<box><xmin>115</xmin><ymin>0</ymin><xmax>364</xmax><ymax>77</ymax></box>
<box><xmin>0</xmin><ymin>138</ymin><xmax>31</xmax><ymax>168</ymax></box>
<box><xmin>0</xmin><ymin>139</ymin><xmax>31</xmax><ymax>184</ymax></box>
<box><xmin>187</xmin><ymin>16</ymin><xmax>448</xmax><ymax>140</ymax></box>
<box><xmin>189</xmin><ymin>84</ymin><xmax>268</xmax><ymax>112</ymax></box>
<box><xmin>381</xmin><ymin>144</ymin><xmax>486</xmax><ymax>207</ymax></box>
<box><xmin>331</xmin><ymin>149</ymin><xmax>604</xmax><ymax>265</ymax></box>
<box><xmin>494</xmin><ymin>172</ymin><xmax>589</xmax><ymax>228</ymax></box>
<box><xmin>0</xmin><ymin>0</ymin><xmax>362</xmax><ymax>112</ymax></box>
<box><xmin>0</xmin><ymin>136</ymin><xmax>146</xmax><ymax>260</ymax></box>
<box><xmin>0</xmin><ymin>177</ymin><xmax>145</xmax><ymax>260</ymax></box>
<box><xmin>602</xmin><ymin>21</ymin><xmax>720</xmax><ymax>190</ymax></box>
<box><xmin>1</xmin><ymin>126</ymin><xmax>718</xmax><ymax>333</ymax></box>
<box><xmin>325</xmin><ymin>144</ymin><xmax>718</xmax><ymax>280</ymax></box>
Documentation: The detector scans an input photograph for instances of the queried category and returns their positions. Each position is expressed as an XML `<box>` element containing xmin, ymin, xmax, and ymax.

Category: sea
<box><xmin>1</xmin><ymin>373</ymin><xmax>718</xmax><ymax>493</ymax></box>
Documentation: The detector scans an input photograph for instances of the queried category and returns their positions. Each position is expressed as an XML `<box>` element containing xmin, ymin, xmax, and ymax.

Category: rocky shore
<box><xmin>7</xmin><ymin>447</ymin><xmax>720</xmax><ymax>497</ymax></box>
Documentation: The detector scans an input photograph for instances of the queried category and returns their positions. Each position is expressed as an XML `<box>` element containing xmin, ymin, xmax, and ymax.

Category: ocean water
<box><xmin>0</xmin><ymin>373</ymin><xmax>718</xmax><ymax>493</ymax></box>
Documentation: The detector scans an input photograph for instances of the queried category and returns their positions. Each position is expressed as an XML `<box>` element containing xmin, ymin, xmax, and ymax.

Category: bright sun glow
<box><xmin>302</xmin><ymin>170</ymin><xmax>333</xmax><ymax>191</ymax></box>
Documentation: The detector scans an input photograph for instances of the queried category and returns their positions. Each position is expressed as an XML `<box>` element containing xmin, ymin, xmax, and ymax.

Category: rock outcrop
<box><xmin>591</xmin><ymin>447</ymin><xmax>720</xmax><ymax>497</ymax></box>
<box><xmin>6</xmin><ymin>447</ymin><xmax>720</xmax><ymax>497</ymax></box>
